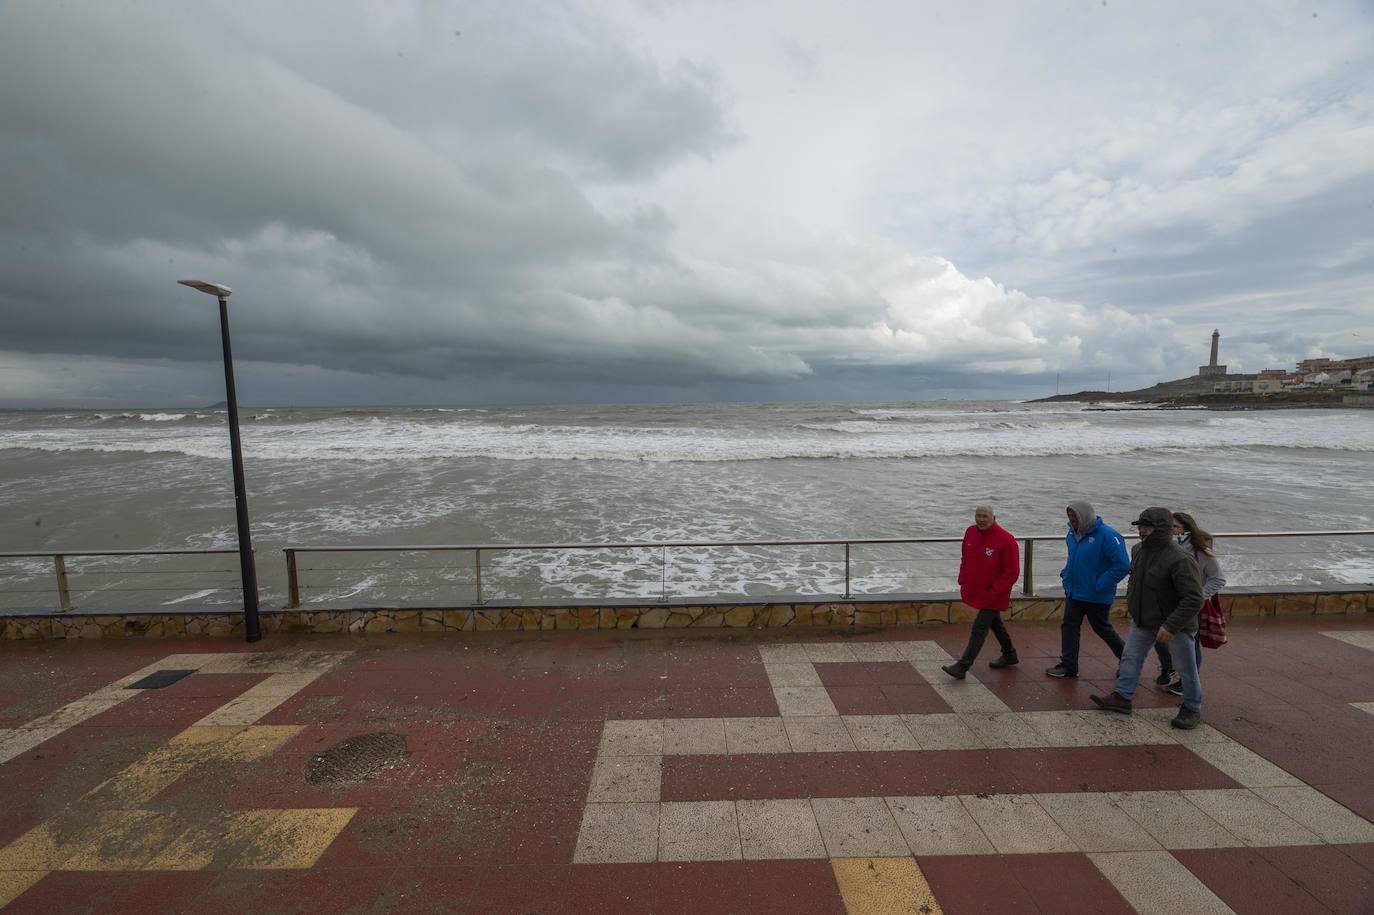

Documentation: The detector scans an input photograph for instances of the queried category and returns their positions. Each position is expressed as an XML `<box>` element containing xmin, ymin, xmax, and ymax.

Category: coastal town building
<box><xmin>1214</xmin><ymin>349</ymin><xmax>1374</xmax><ymax>394</ymax></box>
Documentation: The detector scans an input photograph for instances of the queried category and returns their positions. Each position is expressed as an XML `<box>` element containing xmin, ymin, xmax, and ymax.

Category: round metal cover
<box><xmin>304</xmin><ymin>732</ymin><xmax>410</xmax><ymax>787</ymax></box>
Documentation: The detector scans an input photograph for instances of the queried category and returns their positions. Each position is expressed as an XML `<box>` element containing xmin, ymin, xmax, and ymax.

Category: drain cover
<box><xmin>126</xmin><ymin>669</ymin><xmax>196</xmax><ymax>690</ymax></box>
<box><xmin>304</xmin><ymin>732</ymin><xmax>410</xmax><ymax>787</ymax></box>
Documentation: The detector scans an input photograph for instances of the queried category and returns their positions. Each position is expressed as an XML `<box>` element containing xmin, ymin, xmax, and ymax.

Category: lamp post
<box><xmin>178</xmin><ymin>279</ymin><xmax>262</xmax><ymax>642</ymax></box>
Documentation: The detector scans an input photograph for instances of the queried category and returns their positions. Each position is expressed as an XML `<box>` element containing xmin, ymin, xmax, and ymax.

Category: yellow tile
<box><xmin>228</xmin><ymin>808</ymin><xmax>358</xmax><ymax>870</ymax></box>
<box><xmin>0</xmin><ymin>824</ymin><xmax>72</xmax><ymax>871</ymax></box>
<box><xmin>143</xmin><ymin>814</ymin><xmax>239</xmax><ymax>871</ymax></box>
<box><xmin>61</xmin><ymin>810</ymin><xmax>183</xmax><ymax>871</ymax></box>
<box><xmin>82</xmin><ymin>745</ymin><xmax>201</xmax><ymax>807</ymax></box>
<box><xmin>217</xmin><ymin>725</ymin><xmax>303</xmax><ymax>761</ymax></box>
<box><xmin>167</xmin><ymin>725</ymin><xmax>247</xmax><ymax>747</ymax></box>
<box><xmin>831</xmin><ymin>857</ymin><xmax>943</xmax><ymax>915</ymax></box>
<box><xmin>0</xmin><ymin>870</ymin><xmax>47</xmax><ymax>908</ymax></box>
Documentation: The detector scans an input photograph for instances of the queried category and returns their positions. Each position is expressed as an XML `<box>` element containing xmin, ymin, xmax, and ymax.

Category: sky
<box><xmin>1</xmin><ymin>0</ymin><xmax>1372</xmax><ymax>407</ymax></box>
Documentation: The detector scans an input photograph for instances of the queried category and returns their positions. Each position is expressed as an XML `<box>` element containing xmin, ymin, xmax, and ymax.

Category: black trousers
<box><xmin>958</xmin><ymin>609</ymin><xmax>1015</xmax><ymax>667</ymax></box>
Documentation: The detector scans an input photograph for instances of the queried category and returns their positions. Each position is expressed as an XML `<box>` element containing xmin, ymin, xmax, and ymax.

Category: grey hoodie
<box><xmin>1067</xmin><ymin>500</ymin><xmax>1098</xmax><ymax>541</ymax></box>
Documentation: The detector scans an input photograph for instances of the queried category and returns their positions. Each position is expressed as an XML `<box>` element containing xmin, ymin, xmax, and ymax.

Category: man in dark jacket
<box><xmin>1090</xmin><ymin>507</ymin><xmax>1205</xmax><ymax>729</ymax></box>
<box><xmin>942</xmin><ymin>505</ymin><xmax>1021</xmax><ymax>680</ymax></box>
<box><xmin>1046</xmin><ymin>500</ymin><xmax>1130</xmax><ymax>678</ymax></box>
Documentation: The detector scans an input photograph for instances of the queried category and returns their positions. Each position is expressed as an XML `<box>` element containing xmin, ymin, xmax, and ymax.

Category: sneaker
<box><xmin>1166</xmin><ymin>676</ymin><xmax>1184</xmax><ymax>696</ymax></box>
<box><xmin>940</xmin><ymin>663</ymin><xmax>967</xmax><ymax>680</ymax></box>
<box><xmin>989</xmin><ymin>653</ymin><xmax>1019</xmax><ymax>669</ymax></box>
<box><xmin>1090</xmin><ymin>691</ymin><xmax>1133</xmax><ymax>715</ymax></box>
<box><xmin>1045</xmin><ymin>664</ymin><xmax>1076</xmax><ymax>678</ymax></box>
<box><xmin>1171</xmin><ymin>706</ymin><xmax>1201</xmax><ymax>730</ymax></box>
<box><xmin>1154</xmin><ymin>668</ymin><xmax>1174</xmax><ymax>686</ymax></box>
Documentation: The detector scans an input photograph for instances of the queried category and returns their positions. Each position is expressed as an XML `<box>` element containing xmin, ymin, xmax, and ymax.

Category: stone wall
<box><xmin>2</xmin><ymin>590</ymin><xmax>1369</xmax><ymax>640</ymax></box>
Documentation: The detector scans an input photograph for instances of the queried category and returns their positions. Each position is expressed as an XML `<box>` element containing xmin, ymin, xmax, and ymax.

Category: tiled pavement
<box><xmin>1</xmin><ymin>617</ymin><xmax>1372</xmax><ymax>912</ymax></box>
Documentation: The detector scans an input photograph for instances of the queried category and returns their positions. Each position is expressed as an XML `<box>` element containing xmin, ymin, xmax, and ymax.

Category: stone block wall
<box><xmin>1</xmin><ymin>589</ymin><xmax>1368</xmax><ymax>640</ymax></box>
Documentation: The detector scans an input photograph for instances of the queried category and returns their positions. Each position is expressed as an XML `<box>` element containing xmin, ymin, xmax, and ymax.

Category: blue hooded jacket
<box><xmin>1060</xmin><ymin>502</ymin><xmax>1130</xmax><ymax>604</ymax></box>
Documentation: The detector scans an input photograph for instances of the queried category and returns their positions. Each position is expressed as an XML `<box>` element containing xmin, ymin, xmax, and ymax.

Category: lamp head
<box><xmin>178</xmin><ymin>279</ymin><xmax>232</xmax><ymax>299</ymax></box>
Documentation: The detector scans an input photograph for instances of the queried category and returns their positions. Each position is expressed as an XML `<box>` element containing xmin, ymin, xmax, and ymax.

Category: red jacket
<box><xmin>958</xmin><ymin>522</ymin><xmax>1021</xmax><ymax>612</ymax></box>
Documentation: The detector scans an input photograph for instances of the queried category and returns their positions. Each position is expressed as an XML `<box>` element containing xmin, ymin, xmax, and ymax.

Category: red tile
<box><xmin>743</xmin><ymin>859</ymin><xmax>846</xmax><ymax>914</ymax></box>
<box><xmin>565</xmin><ymin>863</ymin><xmax>658</xmax><ymax>913</ymax></box>
<box><xmin>1174</xmin><ymin>847</ymin><xmax>1330</xmax><ymax>914</ymax></box>
<box><xmin>1001</xmin><ymin>852</ymin><xmax>1136</xmax><ymax>914</ymax></box>
<box><xmin>661</xmin><ymin>688</ymin><xmax>776</xmax><ymax>718</ymax></box>
<box><xmin>1007</xmin><ymin>745</ymin><xmax>1240</xmax><ymax>794</ymax></box>
<box><xmin>466</xmin><ymin>864</ymin><xmax>568</xmax><ymax>914</ymax></box>
<box><xmin>655</xmin><ymin>861</ymin><xmax>748</xmax><ymax>915</ymax></box>
<box><xmin>498</xmin><ymin>799</ymin><xmax>584</xmax><ymax>865</ymax></box>
<box><xmin>1337</xmin><ymin>842</ymin><xmax>1374</xmax><ymax>876</ymax></box>
<box><xmin>186</xmin><ymin>866</ymin><xmax>395</xmax><ymax>915</ymax></box>
<box><xmin>2</xmin><ymin>870</ymin><xmax>218</xmax><ymax>915</ymax></box>
<box><xmin>827</xmin><ymin>684</ymin><xmax>893</xmax><ymax>715</ymax></box>
<box><xmin>879</xmin><ymin>682</ymin><xmax>950</xmax><ymax>713</ymax></box>
<box><xmin>919</xmin><ymin>854</ymin><xmax>1041</xmax><ymax>914</ymax></box>
<box><xmin>816</xmin><ymin>662</ymin><xmax>877</xmax><ymax>686</ymax></box>
<box><xmin>1257</xmin><ymin>843</ymin><xmax>1374</xmax><ymax>914</ymax></box>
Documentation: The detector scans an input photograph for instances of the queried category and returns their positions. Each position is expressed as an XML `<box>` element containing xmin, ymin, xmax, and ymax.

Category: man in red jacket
<box><xmin>942</xmin><ymin>504</ymin><xmax>1021</xmax><ymax>679</ymax></box>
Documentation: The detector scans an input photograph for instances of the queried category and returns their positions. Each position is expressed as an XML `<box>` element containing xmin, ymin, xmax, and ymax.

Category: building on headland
<box><xmin>1198</xmin><ymin>329</ymin><xmax>1227</xmax><ymax>377</ymax></box>
<box><xmin>1215</xmin><ymin>349</ymin><xmax>1374</xmax><ymax>394</ymax></box>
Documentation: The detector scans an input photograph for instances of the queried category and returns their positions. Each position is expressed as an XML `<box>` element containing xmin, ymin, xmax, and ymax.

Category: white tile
<box><xmin>1182</xmin><ymin>789</ymin><xmax>1321</xmax><ymax>847</ymax></box>
<box><xmin>737</xmin><ymin>799</ymin><xmax>826</xmax><ymax>859</ymax></box>
<box><xmin>763</xmin><ymin>662</ymin><xmax>822</xmax><ymax>688</ymax></box>
<box><xmin>723</xmin><ymin>717</ymin><xmax>791</xmax><ymax>755</ymax></box>
<box><xmin>960</xmin><ymin>794</ymin><xmax>1076</xmax><ymax>854</ymax></box>
<box><xmin>772</xmin><ymin>686</ymin><xmax>838</xmax><ymax>717</ymax></box>
<box><xmin>958</xmin><ymin>713</ymin><xmax>1047</xmax><ymax>749</ymax></box>
<box><xmin>1109</xmin><ymin>791</ymin><xmax>1242</xmax><ymax>849</ymax></box>
<box><xmin>1135</xmin><ymin>707</ymin><xmax>1227</xmax><ymax>744</ymax></box>
<box><xmin>662</xmin><ymin>718</ymin><xmax>727</xmax><ymax>756</ymax></box>
<box><xmin>812</xmin><ymin>797</ymin><xmax>909</xmax><ymax>857</ymax></box>
<box><xmin>886</xmin><ymin>795</ymin><xmax>995</xmax><ymax>856</ymax></box>
<box><xmin>804</xmin><ymin>643</ymin><xmax>858</xmax><ymax>663</ymax></box>
<box><xmin>586</xmin><ymin>755</ymin><xmax>662</xmax><ymax>803</ymax></box>
<box><xmin>599</xmin><ymin>719</ymin><xmax>664</xmax><ymax>757</ymax></box>
<box><xmin>1188</xmin><ymin>740</ymin><xmax>1303</xmax><ymax>788</ymax></box>
<box><xmin>659</xmin><ymin>801</ymin><xmax>741</xmax><ymax>861</ymax></box>
<box><xmin>1034</xmin><ymin>792</ymin><xmax>1160</xmax><ymax>852</ymax></box>
<box><xmin>758</xmin><ymin>644</ymin><xmax>813</xmax><ymax>664</ymax></box>
<box><xmin>573</xmin><ymin>803</ymin><xmax>660</xmax><ymax>864</ymax></box>
<box><xmin>892</xmin><ymin>641</ymin><xmax>953</xmax><ymax>661</ymax></box>
<box><xmin>1350</xmin><ymin>701</ymin><xmax>1374</xmax><ymax>717</ymax></box>
<box><xmin>1252</xmin><ymin>785</ymin><xmax>1374</xmax><ymax>844</ymax></box>
<box><xmin>1067</xmin><ymin>710</ymin><xmax>1172</xmax><ymax>746</ymax></box>
<box><xmin>843</xmin><ymin>715</ymin><xmax>920</xmax><ymax>751</ymax></box>
<box><xmin>1321</xmin><ymin>630</ymin><xmax>1374</xmax><ymax>652</ymax></box>
<box><xmin>1020</xmin><ymin>710</ymin><xmax>1098</xmax><ymax>748</ymax></box>
<box><xmin>784</xmin><ymin>717</ymin><xmax>857</xmax><ymax>753</ymax></box>
<box><xmin>901</xmin><ymin>713</ymin><xmax>984</xmax><ymax>750</ymax></box>
<box><xmin>849</xmin><ymin>643</ymin><xmax>905</xmax><ymax>662</ymax></box>
<box><xmin>1089</xmin><ymin>851</ymin><xmax>1236</xmax><ymax>915</ymax></box>
<box><xmin>930</xmin><ymin>683</ymin><xmax>1012</xmax><ymax>715</ymax></box>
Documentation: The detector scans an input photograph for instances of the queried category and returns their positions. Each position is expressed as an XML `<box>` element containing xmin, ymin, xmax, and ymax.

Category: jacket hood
<box><xmin>1136</xmin><ymin>506</ymin><xmax>1174</xmax><ymax>548</ymax></box>
<box><xmin>1067</xmin><ymin>500</ymin><xmax>1098</xmax><ymax>539</ymax></box>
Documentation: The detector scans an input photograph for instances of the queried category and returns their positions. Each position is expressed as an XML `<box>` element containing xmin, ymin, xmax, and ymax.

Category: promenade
<box><xmin>1</xmin><ymin>616</ymin><xmax>1372</xmax><ymax>913</ymax></box>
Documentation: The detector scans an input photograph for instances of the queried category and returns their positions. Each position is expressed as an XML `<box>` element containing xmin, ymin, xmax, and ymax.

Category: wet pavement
<box><xmin>1</xmin><ymin>616</ymin><xmax>1373</xmax><ymax>913</ymax></box>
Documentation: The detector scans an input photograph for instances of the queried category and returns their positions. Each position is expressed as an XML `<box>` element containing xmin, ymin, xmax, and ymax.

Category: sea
<box><xmin>2</xmin><ymin>401</ymin><xmax>1372</xmax><ymax>612</ymax></box>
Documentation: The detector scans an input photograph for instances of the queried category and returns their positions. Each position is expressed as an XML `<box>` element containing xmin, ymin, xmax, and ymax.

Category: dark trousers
<box><xmin>958</xmin><ymin>609</ymin><xmax>1015</xmax><ymax>667</ymax></box>
<box><xmin>1059</xmin><ymin>597</ymin><xmax>1125</xmax><ymax>675</ymax></box>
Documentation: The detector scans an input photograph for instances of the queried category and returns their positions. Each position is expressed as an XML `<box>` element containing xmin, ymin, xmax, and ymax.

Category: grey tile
<box><xmin>763</xmin><ymin>662</ymin><xmax>823</xmax><ymax>688</ymax></box>
<box><xmin>843</xmin><ymin>715</ymin><xmax>920</xmax><ymax>751</ymax></box>
<box><xmin>958</xmin><ymin>713</ymin><xmax>1048</xmax><ymax>749</ymax></box>
<box><xmin>886</xmin><ymin>795</ymin><xmax>995</xmax><ymax>856</ymax></box>
<box><xmin>737</xmin><ymin>799</ymin><xmax>826</xmax><ymax>859</ymax></box>
<box><xmin>586</xmin><ymin>755</ymin><xmax>662</xmax><ymax>803</ymax></box>
<box><xmin>1033</xmin><ymin>792</ymin><xmax>1160</xmax><ymax>852</ymax></box>
<box><xmin>1182</xmin><ymin>789</ymin><xmax>1321</xmax><ymax>847</ymax></box>
<box><xmin>724</xmin><ymin>717</ymin><xmax>791</xmax><ymax>755</ymax></box>
<box><xmin>892</xmin><ymin>641</ymin><xmax>952</xmax><ymax>661</ymax></box>
<box><xmin>930</xmin><ymin>683</ymin><xmax>1011</xmax><ymax>715</ymax></box>
<box><xmin>805</xmin><ymin>643</ymin><xmax>858</xmax><ymax>663</ymax></box>
<box><xmin>784</xmin><ymin>716</ymin><xmax>857</xmax><ymax>753</ymax></box>
<box><xmin>901</xmin><ymin>713</ymin><xmax>983</xmax><ymax>750</ymax></box>
<box><xmin>773</xmin><ymin>686</ymin><xmax>838</xmax><ymax>717</ymax></box>
<box><xmin>1089</xmin><ymin>851</ymin><xmax>1236</xmax><ymax>915</ymax></box>
<box><xmin>1252</xmin><ymin>785</ymin><xmax>1374</xmax><ymax>844</ymax></box>
<box><xmin>758</xmin><ymin>644</ymin><xmax>813</xmax><ymax>664</ymax></box>
<box><xmin>1109</xmin><ymin>790</ymin><xmax>1242</xmax><ymax>849</ymax></box>
<box><xmin>573</xmin><ymin>803</ymin><xmax>660</xmax><ymax>863</ymax></box>
<box><xmin>812</xmin><ymin>797</ymin><xmax>909</xmax><ymax>857</ymax></box>
<box><xmin>1189</xmin><ymin>741</ymin><xmax>1303</xmax><ymax>788</ymax></box>
<box><xmin>848</xmin><ymin>643</ymin><xmax>905</xmax><ymax>662</ymax></box>
<box><xmin>959</xmin><ymin>794</ymin><xmax>1076</xmax><ymax>854</ymax></box>
<box><xmin>662</xmin><ymin>718</ymin><xmax>727</xmax><ymax>756</ymax></box>
<box><xmin>1020</xmin><ymin>710</ymin><xmax>1097</xmax><ymax>747</ymax></box>
<box><xmin>658</xmin><ymin>800</ymin><xmax>741</xmax><ymax>861</ymax></box>
<box><xmin>599</xmin><ymin>719</ymin><xmax>664</xmax><ymax>757</ymax></box>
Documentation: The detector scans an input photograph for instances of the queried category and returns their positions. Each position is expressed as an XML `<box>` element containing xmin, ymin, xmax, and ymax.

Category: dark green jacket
<box><xmin>1126</xmin><ymin>511</ymin><xmax>1203</xmax><ymax>634</ymax></box>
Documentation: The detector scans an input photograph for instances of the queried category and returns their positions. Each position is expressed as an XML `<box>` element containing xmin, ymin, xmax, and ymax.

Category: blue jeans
<box><xmin>1115</xmin><ymin>623</ymin><xmax>1202</xmax><ymax>712</ymax></box>
<box><xmin>1154</xmin><ymin>638</ymin><xmax>1203</xmax><ymax>673</ymax></box>
<box><xmin>1059</xmin><ymin>598</ymin><xmax>1125</xmax><ymax>675</ymax></box>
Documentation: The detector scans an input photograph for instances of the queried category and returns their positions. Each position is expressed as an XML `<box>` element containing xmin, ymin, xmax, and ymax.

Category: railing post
<box><xmin>474</xmin><ymin>548</ymin><xmax>483</xmax><ymax>605</ymax></box>
<box><xmin>659</xmin><ymin>546</ymin><xmax>668</xmax><ymax>603</ymax></box>
<box><xmin>285</xmin><ymin>550</ymin><xmax>300</xmax><ymax>609</ymax></box>
<box><xmin>843</xmin><ymin>543</ymin><xmax>852</xmax><ymax>599</ymax></box>
<box><xmin>54</xmin><ymin>554</ymin><xmax>72</xmax><ymax>611</ymax></box>
<box><xmin>1022</xmin><ymin>538</ymin><xmax>1035</xmax><ymax>596</ymax></box>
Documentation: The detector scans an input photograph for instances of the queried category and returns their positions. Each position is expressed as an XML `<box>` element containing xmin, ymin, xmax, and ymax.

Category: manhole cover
<box><xmin>126</xmin><ymin>669</ymin><xmax>195</xmax><ymax>690</ymax></box>
<box><xmin>304</xmin><ymin>732</ymin><xmax>410</xmax><ymax>787</ymax></box>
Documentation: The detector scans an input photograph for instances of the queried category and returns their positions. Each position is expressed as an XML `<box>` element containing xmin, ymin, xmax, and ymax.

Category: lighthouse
<box><xmin>1199</xmin><ymin>329</ymin><xmax>1227</xmax><ymax>377</ymax></box>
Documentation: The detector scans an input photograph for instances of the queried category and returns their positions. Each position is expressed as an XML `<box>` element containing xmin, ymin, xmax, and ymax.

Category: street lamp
<box><xmin>178</xmin><ymin>279</ymin><xmax>262</xmax><ymax>642</ymax></box>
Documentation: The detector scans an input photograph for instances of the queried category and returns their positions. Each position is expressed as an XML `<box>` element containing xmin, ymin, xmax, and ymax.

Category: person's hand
<box><xmin>1155</xmin><ymin>628</ymin><xmax>1174</xmax><ymax>644</ymax></box>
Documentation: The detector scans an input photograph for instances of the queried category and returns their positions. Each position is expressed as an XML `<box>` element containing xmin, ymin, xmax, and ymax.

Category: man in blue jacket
<box><xmin>1046</xmin><ymin>500</ymin><xmax>1131</xmax><ymax>678</ymax></box>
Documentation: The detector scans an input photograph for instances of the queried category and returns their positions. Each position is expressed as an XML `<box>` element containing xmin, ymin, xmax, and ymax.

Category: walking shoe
<box><xmin>940</xmin><ymin>663</ymin><xmax>967</xmax><ymax>680</ymax></box>
<box><xmin>1154</xmin><ymin>667</ymin><xmax>1174</xmax><ymax>686</ymax></box>
<box><xmin>1090</xmin><ymin>691</ymin><xmax>1133</xmax><ymax>714</ymax></box>
<box><xmin>989</xmin><ymin>653</ymin><xmax>1019</xmax><ymax>669</ymax></box>
<box><xmin>1171</xmin><ymin>706</ymin><xmax>1202</xmax><ymax>730</ymax></box>
<box><xmin>1166</xmin><ymin>676</ymin><xmax>1184</xmax><ymax>696</ymax></box>
<box><xmin>1045</xmin><ymin>664</ymin><xmax>1076</xmax><ymax>678</ymax></box>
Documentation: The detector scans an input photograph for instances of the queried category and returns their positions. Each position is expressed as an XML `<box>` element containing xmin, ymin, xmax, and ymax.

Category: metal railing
<box><xmin>282</xmin><ymin>529</ymin><xmax>1374</xmax><ymax>609</ymax></box>
<box><xmin>0</xmin><ymin>549</ymin><xmax>243</xmax><ymax>611</ymax></box>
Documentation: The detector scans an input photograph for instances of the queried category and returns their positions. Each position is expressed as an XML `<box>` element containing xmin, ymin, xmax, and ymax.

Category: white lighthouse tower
<box><xmin>1199</xmin><ymin>329</ymin><xmax>1227</xmax><ymax>377</ymax></box>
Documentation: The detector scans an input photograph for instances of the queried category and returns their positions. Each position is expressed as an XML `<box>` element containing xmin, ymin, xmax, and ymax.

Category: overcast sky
<box><xmin>1</xmin><ymin>0</ymin><xmax>1371</xmax><ymax>407</ymax></box>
